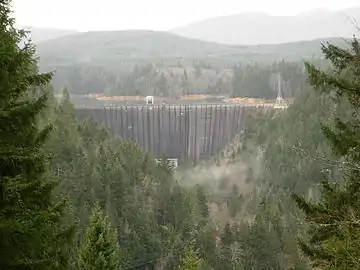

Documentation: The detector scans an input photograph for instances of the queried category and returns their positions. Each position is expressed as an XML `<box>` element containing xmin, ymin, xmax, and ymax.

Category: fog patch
<box><xmin>176</xmin><ymin>146</ymin><xmax>264</xmax><ymax>195</ymax></box>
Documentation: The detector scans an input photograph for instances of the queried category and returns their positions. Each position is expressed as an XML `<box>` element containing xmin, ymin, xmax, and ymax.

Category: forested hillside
<box><xmin>40</xmin><ymin>57</ymin><xmax>340</xmax><ymax>270</ymax></box>
<box><xmin>231</xmin><ymin>60</ymin><xmax>308</xmax><ymax>98</ymax></box>
<box><xmin>3</xmin><ymin>0</ymin><xmax>360</xmax><ymax>269</ymax></box>
<box><xmin>35</xmin><ymin>30</ymin><xmax>341</xmax><ymax>65</ymax></box>
<box><xmin>41</xmin><ymin>78</ymin><xmax>334</xmax><ymax>270</ymax></box>
<box><xmin>47</xmin><ymin>58</ymin><xmax>319</xmax><ymax>100</ymax></box>
<box><xmin>46</xmin><ymin>92</ymin><xmax>212</xmax><ymax>269</ymax></box>
<box><xmin>175</xmin><ymin>84</ymin><xmax>336</xmax><ymax>269</ymax></box>
<box><xmin>34</xmin><ymin>29</ymin><xmax>348</xmax><ymax>99</ymax></box>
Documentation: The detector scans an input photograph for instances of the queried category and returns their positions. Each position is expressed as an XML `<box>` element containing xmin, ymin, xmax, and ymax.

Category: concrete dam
<box><xmin>76</xmin><ymin>104</ymin><xmax>248</xmax><ymax>164</ymax></box>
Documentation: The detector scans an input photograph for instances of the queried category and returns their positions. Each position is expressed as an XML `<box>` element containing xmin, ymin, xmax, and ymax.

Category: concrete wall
<box><xmin>76</xmin><ymin>104</ymin><xmax>247</xmax><ymax>163</ymax></box>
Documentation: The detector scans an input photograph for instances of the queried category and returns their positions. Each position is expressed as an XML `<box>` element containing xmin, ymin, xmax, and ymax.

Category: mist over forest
<box><xmin>3</xmin><ymin>1</ymin><xmax>360</xmax><ymax>269</ymax></box>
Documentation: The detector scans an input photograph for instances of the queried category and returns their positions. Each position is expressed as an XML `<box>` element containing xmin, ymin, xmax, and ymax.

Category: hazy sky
<box><xmin>13</xmin><ymin>0</ymin><xmax>360</xmax><ymax>31</ymax></box>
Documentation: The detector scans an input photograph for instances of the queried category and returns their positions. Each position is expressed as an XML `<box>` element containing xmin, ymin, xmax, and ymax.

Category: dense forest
<box><xmin>31</xmin><ymin>20</ymin><xmax>350</xmax><ymax>100</ymax></box>
<box><xmin>48</xmin><ymin>62</ymin><xmax>232</xmax><ymax>97</ymax></box>
<box><xmin>2</xmin><ymin>0</ymin><xmax>360</xmax><ymax>269</ymax></box>
<box><xmin>34</xmin><ymin>29</ymin><xmax>346</xmax><ymax>99</ymax></box>
<box><xmin>45</xmin><ymin>60</ymin><xmax>317</xmax><ymax>99</ymax></box>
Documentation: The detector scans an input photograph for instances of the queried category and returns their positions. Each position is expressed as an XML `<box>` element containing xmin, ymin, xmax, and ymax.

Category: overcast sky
<box><xmin>12</xmin><ymin>0</ymin><xmax>360</xmax><ymax>31</ymax></box>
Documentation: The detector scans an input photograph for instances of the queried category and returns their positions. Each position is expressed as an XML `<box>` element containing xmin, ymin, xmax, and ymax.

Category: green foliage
<box><xmin>191</xmin><ymin>75</ymin><xmax>338</xmax><ymax>269</ymax></box>
<box><xmin>227</xmin><ymin>185</ymin><xmax>243</xmax><ymax>218</ymax></box>
<box><xmin>0</xmin><ymin>2</ymin><xmax>74</xmax><ymax>269</ymax></box>
<box><xmin>44</xmin><ymin>92</ymin><xmax>208</xmax><ymax>269</ymax></box>
<box><xmin>293</xmin><ymin>37</ymin><xmax>360</xmax><ymax>268</ymax></box>
<box><xmin>260</xmin><ymin>87</ymin><xmax>335</xmax><ymax>193</ymax></box>
<box><xmin>33</xmin><ymin>25</ymin><xmax>337</xmax><ymax>99</ymax></box>
<box><xmin>178</xmin><ymin>242</ymin><xmax>205</xmax><ymax>270</ymax></box>
<box><xmin>40</xmin><ymin>57</ymin><xmax>337</xmax><ymax>270</ymax></box>
<box><xmin>35</xmin><ymin>30</ymin><xmax>345</xmax><ymax>69</ymax></box>
<box><xmin>78</xmin><ymin>203</ymin><xmax>120</xmax><ymax>270</ymax></box>
<box><xmin>48</xmin><ymin>63</ymin><xmax>232</xmax><ymax>97</ymax></box>
<box><xmin>195</xmin><ymin>185</ymin><xmax>209</xmax><ymax>222</ymax></box>
<box><xmin>3</xmin><ymin>3</ymin><xmax>357</xmax><ymax>270</ymax></box>
<box><xmin>232</xmin><ymin>60</ymin><xmax>308</xmax><ymax>98</ymax></box>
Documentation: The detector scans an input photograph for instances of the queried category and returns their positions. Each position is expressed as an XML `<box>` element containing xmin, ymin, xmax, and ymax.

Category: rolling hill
<box><xmin>170</xmin><ymin>7</ymin><xmax>360</xmax><ymax>45</ymax></box>
<box><xmin>35</xmin><ymin>30</ymin><xmax>243</xmax><ymax>67</ymax></box>
<box><xmin>31</xmin><ymin>29</ymin><xmax>349</xmax><ymax>98</ymax></box>
<box><xmin>35</xmin><ymin>30</ymin><xmax>348</xmax><ymax>68</ymax></box>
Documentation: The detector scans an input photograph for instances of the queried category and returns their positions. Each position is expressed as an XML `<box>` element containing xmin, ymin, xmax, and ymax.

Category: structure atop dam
<box><xmin>76</xmin><ymin>104</ymin><xmax>248</xmax><ymax>164</ymax></box>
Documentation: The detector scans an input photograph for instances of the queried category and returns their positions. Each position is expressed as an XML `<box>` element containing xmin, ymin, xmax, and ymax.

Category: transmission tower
<box><xmin>274</xmin><ymin>73</ymin><xmax>288</xmax><ymax>109</ymax></box>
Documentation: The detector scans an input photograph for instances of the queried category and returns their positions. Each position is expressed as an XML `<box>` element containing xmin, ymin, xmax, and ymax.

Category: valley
<box><xmin>4</xmin><ymin>2</ymin><xmax>360</xmax><ymax>269</ymax></box>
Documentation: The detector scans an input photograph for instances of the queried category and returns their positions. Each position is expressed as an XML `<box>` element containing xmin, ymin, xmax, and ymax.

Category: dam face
<box><xmin>76</xmin><ymin>104</ymin><xmax>247</xmax><ymax>163</ymax></box>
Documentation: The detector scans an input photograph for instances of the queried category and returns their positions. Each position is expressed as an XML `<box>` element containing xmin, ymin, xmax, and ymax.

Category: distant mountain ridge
<box><xmin>25</xmin><ymin>7</ymin><xmax>360</xmax><ymax>46</ymax></box>
<box><xmin>170</xmin><ymin>7</ymin><xmax>360</xmax><ymax>45</ymax></box>
<box><xmin>33</xmin><ymin>29</ymin><xmax>349</xmax><ymax>69</ymax></box>
<box><xmin>35</xmin><ymin>30</ymin><xmax>239</xmax><ymax>65</ymax></box>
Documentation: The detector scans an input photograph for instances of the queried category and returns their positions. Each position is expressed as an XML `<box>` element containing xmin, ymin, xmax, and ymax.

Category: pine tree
<box><xmin>195</xmin><ymin>185</ymin><xmax>209</xmax><ymax>221</ymax></box>
<box><xmin>0</xmin><ymin>1</ymin><xmax>74</xmax><ymax>269</ymax></box>
<box><xmin>78</xmin><ymin>204</ymin><xmax>120</xmax><ymax>270</ymax></box>
<box><xmin>292</xmin><ymin>37</ymin><xmax>360</xmax><ymax>268</ymax></box>
<box><xmin>178</xmin><ymin>242</ymin><xmax>205</xmax><ymax>270</ymax></box>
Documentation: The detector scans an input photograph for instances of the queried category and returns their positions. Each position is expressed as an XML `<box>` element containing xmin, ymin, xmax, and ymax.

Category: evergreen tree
<box><xmin>178</xmin><ymin>242</ymin><xmax>205</xmax><ymax>270</ymax></box>
<box><xmin>292</xmin><ymin>37</ymin><xmax>360</xmax><ymax>268</ymax></box>
<box><xmin>78</xmin><ymin>204</ymin><xmax>120</xmax><ymax>270</ymax></box>
<box><xmin>227</xmin><ymin>184</ymin><xmax>243</xmax><ymax>218</ymax></box>
<box><xmin>0</xmin><ymin>1</ymin><xmax>74</xmax><ymax>269</ymax></box>
<box><xmin>195</xmin><ymin>185</ymin><xmax>209</xmax><ymax>221</ymax></box>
